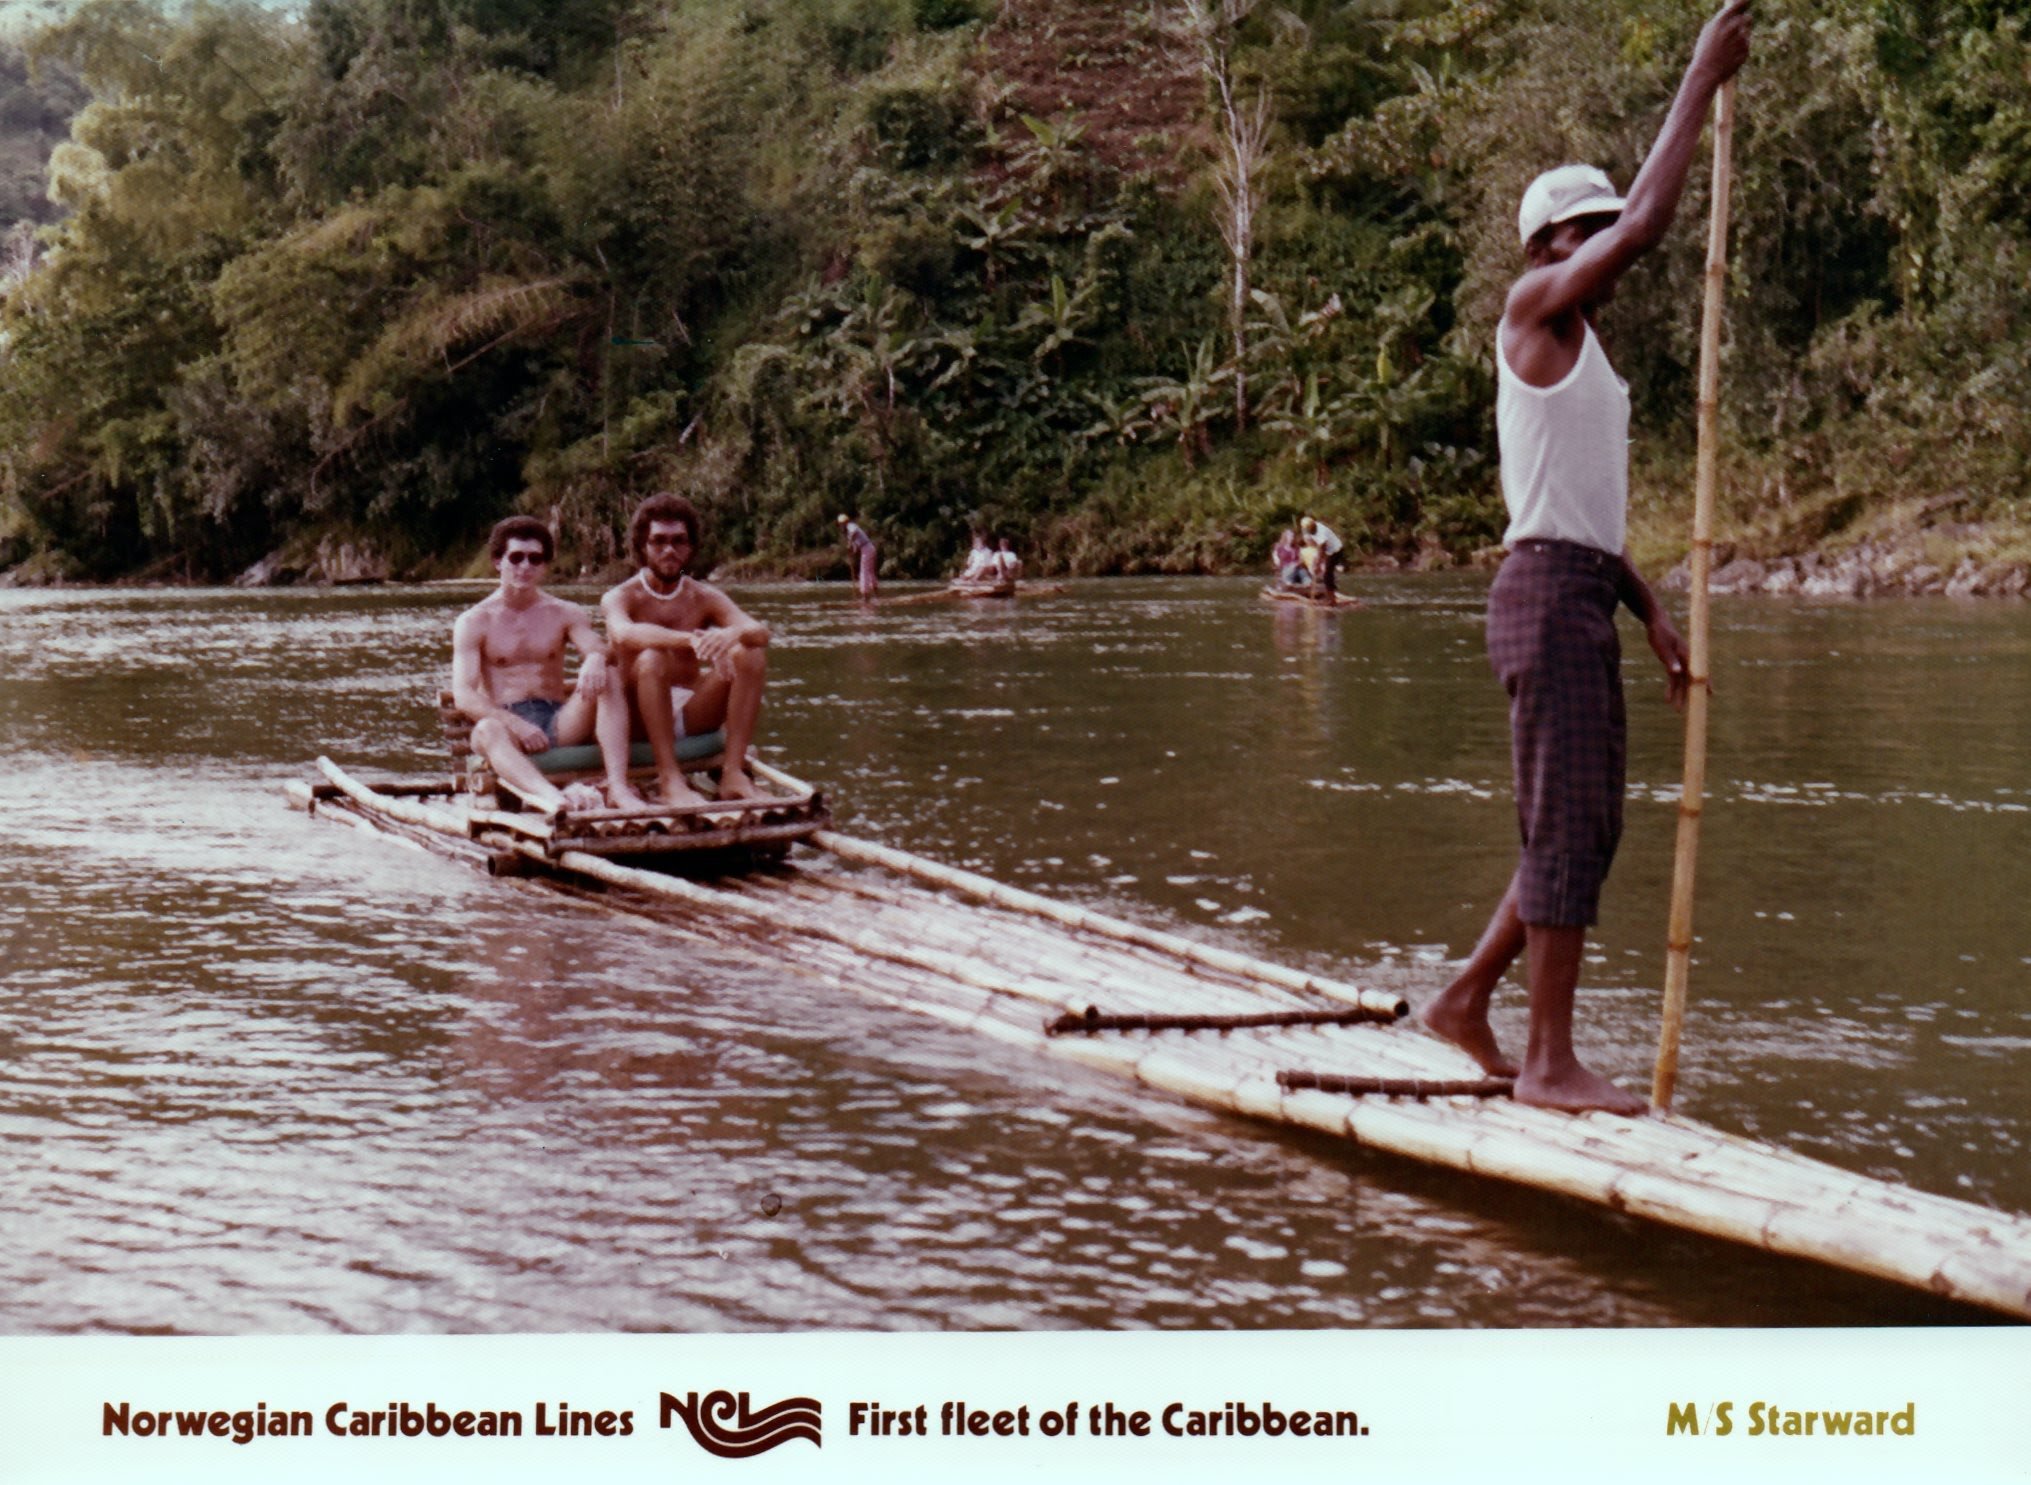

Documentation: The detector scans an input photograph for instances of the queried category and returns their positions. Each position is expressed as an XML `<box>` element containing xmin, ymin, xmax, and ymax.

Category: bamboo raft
<box><xmin>1261</xmin><ymin>584</ymin><xmax>1362</xmax><ymax>610</ymax></box>
<box><xmin>291</xmin><ymin>767</ymin><xmax>2031</xmax><ymax>1319</ymax></box>
<box><xmin>886</xmin><ymin>579</ymin><xmax>1066</xmax><ymax>606</ymax></box>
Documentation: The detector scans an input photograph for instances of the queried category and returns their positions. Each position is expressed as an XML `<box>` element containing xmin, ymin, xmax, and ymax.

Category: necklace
<box><xmin>635</xmin><ymin>570</ymin><xmax>687</xmax><ymax>601</ymax></box>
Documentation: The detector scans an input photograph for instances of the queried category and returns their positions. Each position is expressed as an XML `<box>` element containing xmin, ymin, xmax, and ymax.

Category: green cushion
<box><xmin>529</xmin><ymin>729</ymin><xmax>725</xmax><ymax>775</ymax></box>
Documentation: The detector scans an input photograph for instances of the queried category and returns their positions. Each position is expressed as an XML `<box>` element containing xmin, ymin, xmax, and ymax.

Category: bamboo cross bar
<box><xmin>1277</xmin><ymin>1071</ymin><xmax>1516</xmax><ymax>1100</ymax></box>
<box><xmin>309</xmin><ymin>777</ymin><xmax>462</xmax><ymax>801</ymax></box>
<box><xmin>1046</xmin><ymin>1005</ymin><xmax>1401</xmax><ymax>1036</ymax></box>
<box><xmin>465</xmin><ymin>805</ymin><xmax>558</xmax><ymax>841</ymax></box>
<box><xmin>1654</xmin><ymin>78</ymin><xmax>1736</xmax><ymax>1114</ymax></box>
<box><xmin>559</xmin><ymin>790</ymin><xmax>815</xmax><ymax>825</ymax></box>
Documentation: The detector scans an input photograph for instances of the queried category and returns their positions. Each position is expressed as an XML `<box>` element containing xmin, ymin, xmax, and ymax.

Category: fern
<box><xmin>331</xmin><ymin>276</ymin><xmax>587</xmax><ymax>423</ymax></box>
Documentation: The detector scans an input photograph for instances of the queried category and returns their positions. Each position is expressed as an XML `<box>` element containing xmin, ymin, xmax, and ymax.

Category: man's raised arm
<box><xmin>1506</xmin><ymin>0</ymin><xmax>1752</xmax><ymax>329</ymax></box>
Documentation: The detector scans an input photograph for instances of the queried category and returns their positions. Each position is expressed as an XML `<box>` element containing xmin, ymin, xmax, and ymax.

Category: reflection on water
<box><xmin>1</xmin><ymin>579</ymin><xmax>2024</xmax><ymax>1332</ymax></box>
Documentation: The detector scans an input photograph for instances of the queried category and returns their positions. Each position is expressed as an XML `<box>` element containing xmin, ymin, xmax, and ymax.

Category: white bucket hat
<box><xmin>1517</xmin><ymin>164</ymin><xmax>1627</xmax><ymax>245</ymax></box>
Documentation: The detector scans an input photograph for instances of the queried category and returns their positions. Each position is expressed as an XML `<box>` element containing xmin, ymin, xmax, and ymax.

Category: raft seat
<box><xmin>436</xmin><ymin>689</ymin><xmax>724</xmax><ymax>796</ymax></box>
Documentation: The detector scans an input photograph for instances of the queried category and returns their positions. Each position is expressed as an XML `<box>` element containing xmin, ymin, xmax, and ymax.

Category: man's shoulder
<box><xmin>600</xmin><ymin>573</ymin><xmax>647</xmax><ymax>611</ymax></box>
<box><xmin>535</xmin><ymin>587</ymin><xmax>584</xmax><ymax>615</ymax></box>
<box><xmin>1500</xmin><ymin>267</ymin><xmax>1572</xmax><ymax>339</ymax></box>
<box><xmin>1498</xmin><ymin>298</ymin><xmax>1589</xmax><ymax>378</ymax></box>
<box><xmin>455</xmin><ymin>591</ymin><xmax>501</xmax><ymax>630</ymax></box>
<box><xmin>543</xmin><ymin>592</ymin><xmax>593</xmax><ymax>632</ymax></box>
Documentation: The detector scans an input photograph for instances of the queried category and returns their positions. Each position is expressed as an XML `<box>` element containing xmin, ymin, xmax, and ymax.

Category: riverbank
<box><xmin>9</xmin><ymin>502</ymin><xmax>2031</xmax><ymax>598</ymax></box>
<box><xmin>1662</xmin><ymin>542</ymin><xmax>2031</xmax><ymax>600</ymax></box>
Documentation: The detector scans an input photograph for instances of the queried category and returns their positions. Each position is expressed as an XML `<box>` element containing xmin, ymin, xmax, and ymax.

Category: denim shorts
<box><xmin>505</xmin><ymin>697</ymin><xmax>563</xmax><ymax>747</ymax></box>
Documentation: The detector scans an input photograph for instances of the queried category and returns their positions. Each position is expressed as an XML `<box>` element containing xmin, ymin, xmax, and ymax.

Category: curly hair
<box><xmin>628</xmin><ymin>492</ymin><xmax>702</xmax><ymax>564</ymax></box>
<box><xmin>487</xmin><ymin>515</ymin><xmax>554</xmax><ymax>563</ymax></box>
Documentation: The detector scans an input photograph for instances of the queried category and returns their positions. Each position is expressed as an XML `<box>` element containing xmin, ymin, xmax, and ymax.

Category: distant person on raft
<box><xmin>1272</xmin><ymin>527</ymin><xmax>1310</xmax><ymax>589</ymax></box>
<box><xmin>958</xmin><ymin>531</ymin><xmax>998</xmax><ymax>582</ymax></box>
<box><xmin>1419</xmin><ymin>0</ymin><xmax>1751</xmax><ymax>1115</ymax></box>
<box><xmin>601</xmin><ymin>492</ymin><xmax>772</xmax><ymax>810</ymax></box>
<box><xmin>1299</xmin><ymin>515</ymin><xmax>1344</xmax><ymax>597</ymax></box>
<box><xmin>451</xmin><ymin>515</ymin><xmax>634</xmax><ymax>813</ymax></box>
<box><xmin>839</xmin><ymin>513</ymin><xmax>878</xmax><ymax>599</ymax></box>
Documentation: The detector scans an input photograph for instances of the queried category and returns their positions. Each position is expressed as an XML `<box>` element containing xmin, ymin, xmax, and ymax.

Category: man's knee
<box><xmin>730</xmin><ymin>643</ymin><xmax>767</xmax><ymax>681</ymax></box>
<box><xmin>631</xmin><ymin>648</ymin><xmax>675</xmax><ymax>689</ymax></box>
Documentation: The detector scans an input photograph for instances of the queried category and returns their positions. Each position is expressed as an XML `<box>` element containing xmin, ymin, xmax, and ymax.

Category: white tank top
<box><xmin>1496</xmin><ymin>321</ymin><xmax>1630</xmax><ymax>554</ymax></box>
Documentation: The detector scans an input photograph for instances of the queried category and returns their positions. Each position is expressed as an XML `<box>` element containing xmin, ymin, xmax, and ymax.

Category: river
<box><xmin>1</xmin><ymin>576</ymin><xmax>2025</xmax><ymax>1331</ymax></box>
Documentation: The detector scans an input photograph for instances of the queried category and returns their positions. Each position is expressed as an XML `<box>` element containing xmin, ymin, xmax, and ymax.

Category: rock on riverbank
<box><xmin>233</xmin><ymin>535</ymin><xmax>393</xmax><ymax>587</ymax></box>
<box><xmin>1663</xmin><ymin>542</ymin><xmax>2031</xmax><ymax>599</ymax></box>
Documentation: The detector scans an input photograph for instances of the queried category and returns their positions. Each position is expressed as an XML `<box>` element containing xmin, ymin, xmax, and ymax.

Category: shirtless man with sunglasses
<box><xmin>600</xmin><ymin>492</ymin><xmax>771</xmax><ymax>809</ymax></box>
<box><xmin>451</xmin><ymin>515</ymin><xmax>635</xmax><ymax>811</ymax></box>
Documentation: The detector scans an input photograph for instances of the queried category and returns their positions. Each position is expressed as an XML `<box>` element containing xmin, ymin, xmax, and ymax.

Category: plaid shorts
<box><xmin>1486</xmin><ymin>539</ymin><xmax>1627</xmax><ymax>927</ymax></box>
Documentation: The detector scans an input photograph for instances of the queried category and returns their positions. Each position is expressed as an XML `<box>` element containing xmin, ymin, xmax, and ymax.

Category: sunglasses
<box><xmin>504</xmin><ymin>550</ymin><xmax>549</xmax><ymax>566</ymax></box>
<box><xmin>645</xmin><ymin>533</ymin><xmax>692</xmax><ymax>549</ymax></box>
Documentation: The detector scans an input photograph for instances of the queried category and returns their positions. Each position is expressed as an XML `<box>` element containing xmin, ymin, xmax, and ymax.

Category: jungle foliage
<box><xmin>0</xmin><ymin>0</ymin><xmax>2026</xmax><ymax>581</ymax></box>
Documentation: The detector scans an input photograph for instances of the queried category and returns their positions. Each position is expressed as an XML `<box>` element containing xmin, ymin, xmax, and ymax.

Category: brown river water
<box><xmin>1</xmin><ymin>576</ymin><xmax>2026</xmax><ymax>1331</ymax></box>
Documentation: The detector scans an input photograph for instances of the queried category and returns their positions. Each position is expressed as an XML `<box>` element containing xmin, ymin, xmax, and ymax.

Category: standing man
<box><xmin>1420</xmin><ymin>0</ymin><xmax>1750</xmax><ymax>1114</ymax></box>
<box><xmin>839</xmin><ymin>513</ymin><xmax>878</xmax><ymax>599</ymax></box>
<box><xmin>451</xmin><ymin>515</ymin><xmax>635</xmax><ymax>812</ymax></box>
<box><xmin>1300</xmin><ymin>515</ymin><xmax>1344</xmax><ymax>597</ymax></box>
<box><xmin>603</xmin><ymin>493</ymin><xmax>772</xmax><ymax>807</ymax></box>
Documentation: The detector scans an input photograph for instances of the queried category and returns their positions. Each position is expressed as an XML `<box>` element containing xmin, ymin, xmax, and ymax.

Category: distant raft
<box><xmin>1261</xmin><ymin>584</ymin><xmax>1362</xmax><ymax>609</ymax></box>
<box><xmin>886</xmin><ymin>580</ymin><xmax>1067</xmax><ymax>606</ymax></box>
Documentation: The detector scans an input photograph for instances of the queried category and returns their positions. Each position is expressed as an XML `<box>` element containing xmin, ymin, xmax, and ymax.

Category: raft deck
<box><xmin>429</xmin><ymin>689</ymin><xmax>829</xmax><ymax>857</ymax></box>
<box><xmin>1261</xmin><ymin>584</ymin><xmax>1362</xmax><ymax>609</ymax></box>
<box><xmin>293</xmin><ymin>766</ymin><xmax>2031</xmax><ymax>1320</ymax></box>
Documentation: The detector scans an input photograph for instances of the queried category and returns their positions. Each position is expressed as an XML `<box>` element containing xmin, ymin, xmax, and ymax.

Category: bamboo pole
<box><xmin>1653</xmin><ymin>80</ymin><xmax>1737</xmax><ymax>1113</ymax></box>
<box><xmin>811</xmin><ymin>830</ymin><xmax>1408</xmax><ymax>1018</ymax></box>
<box><xmin>317</xmin><ymin>756</ymin><xmax>465</xmax><ymax>832</ymax></box>
<box><xmin>772</xmin><ymin>870</ymin><xmax>1322</xmax><ymax>1021</ymax></box>
<box><xmin>539</xmin><ymin>844</ymin><xmax>1114</xmax><ymax>1023</ymax></box>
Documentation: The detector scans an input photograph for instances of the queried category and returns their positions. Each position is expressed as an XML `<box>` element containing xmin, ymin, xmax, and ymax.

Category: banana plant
<box><xmin>953</xmin><ymin>200</ymin><xmax>1044</xmax><ymax>292</ymax></box>
<box><xmin>1262</xmin><ymin>369</ymin><xmax>1349</xmax><ymax>487</ymax></box>
<box><xmin>1017</xmin><ymin>272</ymin><xmax>1100</xmax><ymax>370</ymax></box>
<box><xmin>1134</xmin><ymin>337</ymin><xmax>1229</xmax><ymax>465</ymax></box>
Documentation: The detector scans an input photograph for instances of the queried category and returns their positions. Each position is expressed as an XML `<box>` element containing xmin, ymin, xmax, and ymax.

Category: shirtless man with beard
<box><xmin>600</xmin><ymin>493</ymin><xmax>771</xmax><ymax>809</ymax></box>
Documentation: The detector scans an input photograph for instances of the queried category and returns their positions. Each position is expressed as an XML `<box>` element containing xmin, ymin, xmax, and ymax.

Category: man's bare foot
<box><xmin>608</xmin><ymin>781</ymin><xmax>654</xmax><ymax>812</ymax></box>
<box><xmin>716</xmin><ymin>765</ymin><xmax>759</xmax><ymax>802</ymax></box>
<box><xmin>1419</xmin><ymin>994</ymin><xmax>1520</xmax><ymax>1078</ymax></box>
<box><xmin>504</xmin><ymin>780</ymin><xmax>567</xmax><ymax>816</ymax></box>
<box><xmin>1512</xmin><ymin>1063</ymin><xmax>1649</xmax><ymax>1116</ymax></box>
<box><xmin>656</xmin><ymin>773</ymin><xmax>711</xmax><ymax>809</ymax></box>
